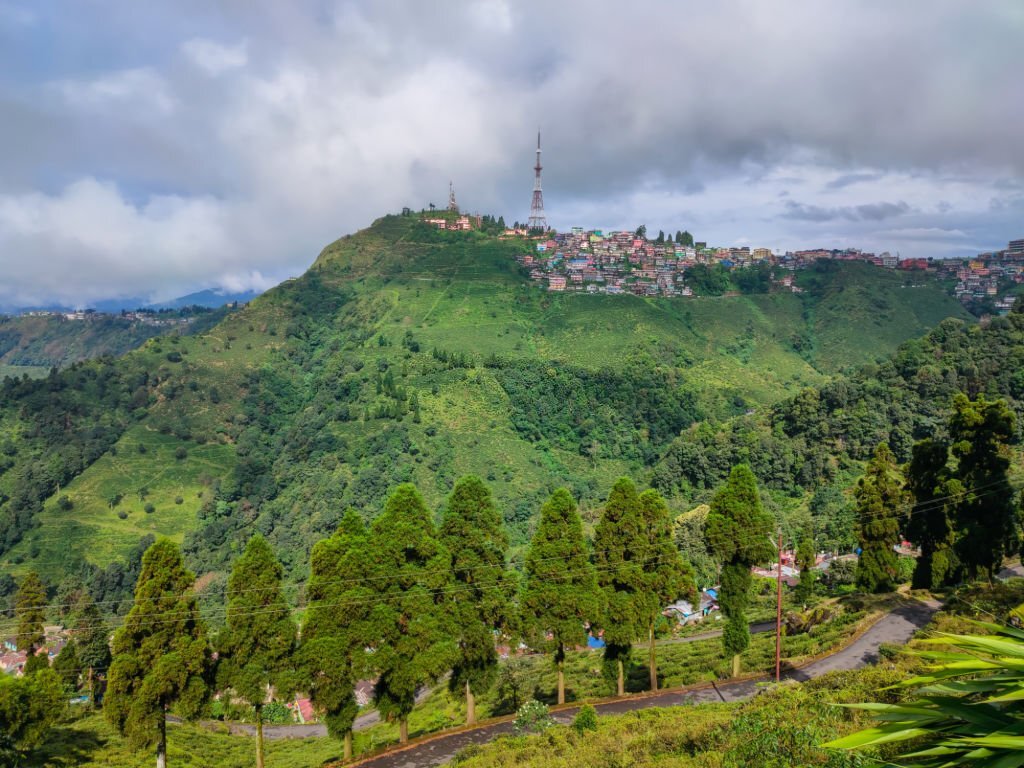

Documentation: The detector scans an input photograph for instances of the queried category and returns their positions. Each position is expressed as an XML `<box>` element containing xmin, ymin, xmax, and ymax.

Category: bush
<box><xmin>175</xmin><ymin>496</ymin><xmax>184</xmax><ymax>505</ymax></box>
<box><xmin>514</xmin><ymin>700</ymin><xmax>554</xmax><ymax>734</ymax></box>
<box><xmin>144</xmin><ymin>503</ymin><xmax>155</xmax><ymax>514</ymax></box>
<box><xmin>573</xmin><ymin>705</ymin><xmax>598</xmax><ymax>733</ymax></box>
<box><xmin>175</xmin><ymin>446</ymin><xmax>188</xmax><ymax>460</ymax></box>
<box><xmin>262</xmin><ymin>701</ymin><xmax>293</xmax><ymax>724</ymax></box>
<box><xmin>117</xmin><ymin>510</ymin><xmax>128</xmax><ymax>520</ymax></box>
<box><xmin>56</xmin><ymin>495</ymin><xmax>73</xmax><ymax>511</ymax></box>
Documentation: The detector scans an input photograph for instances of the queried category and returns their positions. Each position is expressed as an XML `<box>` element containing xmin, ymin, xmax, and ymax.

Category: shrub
<box><xmin>117</xmin><ymin>510</ymin><xmax>128</xmax><ymax>520</ymax></box>
<box><xmin>144</xmin><ymin>503</ymin><xmax>155</xmax><ymax>514</ymax></box>
<box><xmin>262</xmin><ymin>701</ymin><xmax>293</xmax><ymax>724</ymax></box>
<box><xmin>56</xmin><ymin>495</ymin><xmax>73</xmax><ymax>512</ymax></box>
<box><xmin>175</xmin><ymin>496</ymin><xmax>184</xmax><ymax>505</ymax></box>
<box><xmin>175</xmin><ymin>446</ymin><xmax>188</xmax><ymax>460</ymax></box>
<box><xmin>514</xmin><ymin>700</ymin><xmax>554</xmax><ymax>734</ymax></box>
<box><xmin>573</xmin><ymin>705</ymin><xmax>598</xmax><ymax>733</ymax></box>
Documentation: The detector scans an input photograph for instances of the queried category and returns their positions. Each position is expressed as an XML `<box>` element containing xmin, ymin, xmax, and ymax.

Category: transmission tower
<box><xmin>448</xmin><ymin>181</ymin><xmax>458</xmax><ymax>212</ymax></box>
<box><xmin>528</xmin><ymin>131</ymin><xmax>547</xmax><ymax>231</ymax></box>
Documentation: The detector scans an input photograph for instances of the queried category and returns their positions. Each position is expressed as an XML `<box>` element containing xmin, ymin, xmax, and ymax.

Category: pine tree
<box><xmin>52</xmin><ymin>641</ymin><xmax>80</xmax><ymax>692</ymax></box>
<box><xmin>73</xmin><ymin>592</ymin><xmax>111</xmax><ymax>708</ymax></box>
<box><xmin>368</xmin><ymin>484</ymin><xmax>457</xmax><ymax>743</ymax></box>
<box><xmin>301</xmin><ymin>509</ymin><xmax>374</xmax><ymax>759</ymax></box>
<box><xmin>906</xmin><ymin>437</ymin><xmax>958</xmax><ymax>589</ymax></box>
<box><xmin>439</xmin><ymin>476</ymin><xmax>514</xmax><ymax>725</ymax></box>
<box><xmin>218</xmin><ymin>535</ymin><xmax>297</xmax><ymax>768</ymax></box>
<box><xmin>855</xmin><ymin>443</ymin><xmax>907</xmax><ymax>593</ymax></box>
<box><xmin>636</xmin><ymin>488</ymin><xmax>695</xmax><ymax>691</ymax></box>
<box><xmin>706</xmin><ymin>465</ymin><xmax>774</xmax><ymax>676</ymax></box>
<box><xmin>14</xmin><ymin>572</ymin><xmax>47</xmax><ymax>655</ymax></box>
<box><xmin>795</xmin><ymin>537</ymin><xmax>816</xmax><ymax>603</ymax></box>
<box><xmin>105</xmin><ymin>539</ymin><xmax>211</xmax><ymax>768</ymax></box>
<box><xmin>521</xmin><ymin>488</ymin><xmax>601</xmax><ymax>705</ymax></box>
<box><xmin>948</xmin><ymin>394</ymin><xmax>1019</xmax><ymax>581</ymax></box>
<box><xmin>593</xmin><ymin>478</ymin><xmax>644</xmax><ymax>696</ymax></box>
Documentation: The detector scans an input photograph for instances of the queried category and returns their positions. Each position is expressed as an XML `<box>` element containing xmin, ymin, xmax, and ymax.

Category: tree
<box><xmin>53</xmin><ymin>641</ymin><xmax>80</xmax><ymax>692</ymax></box>
<box><xmin>73</xmin><ymin>592</ymin><xmax>111</xmax><ymax>707</ymax></box>
<box><xmin>301</xmin><ymin>509</ymin><xmax>374</xmax><ymax>760</ymax></box>
<box><xmin>368</xmin><ymin>484</ymin><xmax>457</xmax><ymax>742</ymax></box>
<box><xmin>14</xmin><ymin>572</ymin><xmax>47</xmax><ymax>654</ymax></box>
<box><xmin>521</xmin><ymin>488</ymin><xmax>601</xmax><ymax>705</ymax></box>
<box><xmin>905</xmin><ymin>437</ymin><xmax>958</xmax><ymax>589</ymax></box>
<box><xmin>634</xmin><ymin>224</ymin><xmax>647</xmax><ymax>239</ymax></box>
<box><xmin>218</xmin><ymin>535</ymin><xmax>297</xmax><ymax>768</ymax></box>
<box><xmin>593</xmin><ymin>478</ymin><xmax>643</xmax><ymax>696</ymax></box>
<box><xmin>706</xmin><ymin>465</ymin><xmax>775</xmax><ymax>677</ymax></box>
<box><xmin>439</xmin><ymin>476</ymin><xmax>514</xmax><ymax>724</ymax></box>
<box><xmin>0</xmin><ymin>668</ymin><xmax>64</xmax><ymax>764</ymax></box>
<box><xmin>105</xmin><ymin>540</ymin><xmax>211</xmax><ymax>768</ymax></box>
<box><xmin>635</xmin><ymin>488</ymin><xmax>695</xmax><ymax>691</ymax></box>
<box><xmin>854</xmin><ymin>443</ymin><xmax>907</xmax><ymax>593</ymax></box>
<box><xmin>948</xmin><ymin>394</ymin><xmax>1019</xmax><ymax>581</ymax></box>
<box><xmin>795</xmin><ymin>537</ymin><xmax>816</xmax><ymax>603</ymax></box>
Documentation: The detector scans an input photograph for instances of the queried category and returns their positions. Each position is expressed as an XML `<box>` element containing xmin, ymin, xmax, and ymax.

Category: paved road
<box><xmin>349</xmin><ymin>598</ymin><xmax>940</xmax><ymax>768</ymax></box>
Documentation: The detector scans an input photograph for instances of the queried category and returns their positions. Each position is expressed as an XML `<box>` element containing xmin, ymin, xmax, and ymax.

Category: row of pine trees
<box><xmin>11</xmin><ymin>468</ymin><xmax>783</xmax><ymax>768</ymax></box>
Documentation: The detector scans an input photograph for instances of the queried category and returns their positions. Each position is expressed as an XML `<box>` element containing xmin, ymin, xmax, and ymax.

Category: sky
<box><xmin>1</xmin><ymin>1</ymin><xmax>1023</xmax><ymax>308</ymax></box>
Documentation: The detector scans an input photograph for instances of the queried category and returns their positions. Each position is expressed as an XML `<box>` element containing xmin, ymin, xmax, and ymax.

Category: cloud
<box><xmin>1</xmin><ymin>0</ymin><xmax>1023</xmax><ymax>306</ymax></box>
<box><xmin>181</xmin><ymin>38</ymin><xmax>248</xmax><ymax>75</ymax></box>
<box><xmin>54</xmin><ymin>68</ymin><xmax>175</xmax><ymax>115</ymax></box>
<box><xmin>782</xmin><ymin>200</ymin><xmax>912</xmax><ymax>222</ymax></box>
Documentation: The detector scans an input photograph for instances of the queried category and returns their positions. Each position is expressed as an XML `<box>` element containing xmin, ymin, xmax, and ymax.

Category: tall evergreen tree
<box><xmin>905</xmin><ymin>437</ymin><xmax>958</xmax><ymax>589</ymax></box>
<box><xmin>301</xmin><ymin>509</ymin><xmax>373</xmax><ymax>760</ymax></box>
<box><xmin>855</xmin><ymin>443</ymin><xmax>907</xmax><ymax>593</ymax></box>
<box><xmin>593</xmin><ymin>478</ymin><xmax>644</xmax><ymax>696</ymax></box>
<box><xmin>439</xmin><ymin>476</ymin><xmax>514</xmax><ymax>724</ymax></box>
<box><xmin>52</xmin><ymin>641</ymin><xmax>80</xmax><ymax>692</ymax></box>
<box><xmin>218</xmin><ymin>535</ymin><xmax>297</xmax><ymax>768</ymax></box>
<box><xmin>368</xmin><ymin>484</ymin><xmax>457</xmax><ymax>743</ymax></box>
<box><xmin>636</xmin><ymin>488</ymin><xmax>695</xmax><ymax>692</ymax></box>
<box><xmin>521</xmin><ymin>488</ymin><xmax>601</xmax><ymax>705</ymax></box>
<box><xmin>14</xmin><ymin>572</ymin><xmax>47</xmax><ymax>655</ymax></box>
<box><xmin>795</xmin><ymin>537</ymin><xmax>817</xmax><ymax>603</ymax></box>
<box><xmin>73</xmin><ymin>592</ymin><xmax>111</xmax><ymax>708</ymax></box>
<box><xmin>706</xmin><ymin>465</ymin><xmax>774</xmax><ymax>677</ymax></box>
<box><xmin>105</xmin><ymin>540</ymin><xmax>211</xmax><ymax>768</ymax></box>
<box><xmin>948</xmin><ymin>394</ymin><xmax>1019</xmax><ymax>580</ymax></box>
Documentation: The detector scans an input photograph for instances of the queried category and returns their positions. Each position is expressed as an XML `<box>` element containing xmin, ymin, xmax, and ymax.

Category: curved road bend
<box><xmin>350</xmin><ymin>598</ymin><xmax>939</xmax><ymax>768</ymax></box>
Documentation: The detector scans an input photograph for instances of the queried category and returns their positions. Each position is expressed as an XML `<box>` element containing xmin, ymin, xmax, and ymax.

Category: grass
<box><xmin>0</xmin><ymin>363</ymin><xmax>50</xmax><ymax>379</ymax></box>
<box><xmin>6</xmin><ymin>425</ymin><xmax>235</xmax><ymax>577</ymax></box>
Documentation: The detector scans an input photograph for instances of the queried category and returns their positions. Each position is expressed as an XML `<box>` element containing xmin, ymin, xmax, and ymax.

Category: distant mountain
<box><xmin>1</xmin><ymin>288</ymin><xmax>262</xmax><ymax>315</ymax></box>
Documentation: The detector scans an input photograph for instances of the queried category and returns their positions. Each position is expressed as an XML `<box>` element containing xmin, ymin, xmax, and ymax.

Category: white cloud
<box><xmin>54</xmin><ymin>68</ymin><xmax>175</xmax><ymax>115</ymax></box>
<box><xmin>181</xmin><ymin>38</ymin><xmax>248</xmax><ymax>76</ymax></box>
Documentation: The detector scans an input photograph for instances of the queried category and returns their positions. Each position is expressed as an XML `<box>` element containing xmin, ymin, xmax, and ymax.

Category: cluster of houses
<box><xmin>16</xmin><ymin>308</ymin><xmax>195</xmax><ymax>327</ymax></box>
<box><xmin>507</xmin><ymin>228</ymin><xmax>1024</xmax><ymax>309</ymax></box>
<box><xmin>1</xmin><ymin>626</ymin><xmax>68</xmax><ymax>676</ymax></box>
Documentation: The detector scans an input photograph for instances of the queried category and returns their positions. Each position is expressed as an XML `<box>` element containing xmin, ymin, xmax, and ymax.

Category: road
<box><xmin>347</xmin><ymin>598</ymin><xmax>940</xmax><ymax>768</ymax></box>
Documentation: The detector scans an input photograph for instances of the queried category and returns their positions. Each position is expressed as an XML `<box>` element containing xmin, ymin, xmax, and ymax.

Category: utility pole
<box><xmin>775</xmin><ymin>530</ymin><xmax>783</xmax><ymax>682</ymax></box>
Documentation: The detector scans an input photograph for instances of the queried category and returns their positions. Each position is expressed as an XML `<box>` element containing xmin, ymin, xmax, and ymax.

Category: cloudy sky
<box><xmin>1</xmin><ymin>1</ymin><xmax>1022</xmax><ymax>307</ymax></box>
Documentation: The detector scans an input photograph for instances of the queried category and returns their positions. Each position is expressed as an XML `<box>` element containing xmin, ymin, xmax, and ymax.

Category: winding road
<box><xmin>346</xmin><ymin>598</ymin><xmax>940</xmax><ymax>768</ymax></box>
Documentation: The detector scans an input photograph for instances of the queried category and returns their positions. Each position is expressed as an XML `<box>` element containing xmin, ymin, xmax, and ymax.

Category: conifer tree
<box><xmin>14</xmin><ymin>572</ymin><xmax>47</xmax><ymax>655</ymax></box>
<box><xmin>368</xmin><ymin>484</ymin><xmax>457</xmax><ymax>743</ymax></box>
<box><xmin>73</xmin><ymin>592</ymin><xmax>111</xmax><ymax>708</ymax></box>
<box><xmin>301</xmin><ymin>509</ymin><xmax>373</xmax><ymax>759</ymax></box>
<box><xmin>439</xmin><ymin>476</ymin><xmax>514</xmax><ymax>724</ymax></box>
<box><xmin>795</xmin><ymin>537</ymin><xmax>817</xmax><ymax>602</ymax></box>
<box><xmin>593</xmin><ymin>478</ymin><xmax>643</xmax><ymax>696</ymax></box>
<box><xmin>636</xmin><ymin>488</ymin><xmax>695</xmax><ymax>691</ymax></box>
<box><xmin>105</xmin><ymin>540</ymin><xmax>211</xmax><ymax>768</ymax></box>
<box><xmin>706</xmin><ymin>465</ymin><xmax>774</xmax><ymax>677</ymax></box>
<box><xmin>522</xmin><ymin>488</ymin><xmax>601</xmax><ymax>705</ymax></box>
<box><xmin>218</xmin><ymin>535</ymin><xmax>297</xmax><ymax>768</ymax></box>
<box><xmin>948</xmin><ymin>394</ymin><xmax>1019</xmax><ymax>581</ymax></box>
<box><xmin>905</xmin><ymin>437</ymin><xmax>958</xmax><ymax>589</ymax></box>
<box><xmin>854</xmin><ymin>443</ymin><xmax>907</xmax><ymax>593</ymax></box>
<box><xmin>53</xmin><ymin>641</ymin><xmax>80</xmax><ymax>692</ymax></box>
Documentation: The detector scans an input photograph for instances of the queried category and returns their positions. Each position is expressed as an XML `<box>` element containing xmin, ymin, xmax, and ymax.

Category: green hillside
<box><xmin>0</xmin><ymin>215</ymin><xmax>973</xmax><ymax>580</ymax></box>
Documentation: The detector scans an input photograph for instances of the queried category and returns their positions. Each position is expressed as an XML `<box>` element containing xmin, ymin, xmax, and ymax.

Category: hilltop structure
<box><xmin>528</xmin><ymin>132</ymin><xmax>547</xmax><ymax>231</ymax></box>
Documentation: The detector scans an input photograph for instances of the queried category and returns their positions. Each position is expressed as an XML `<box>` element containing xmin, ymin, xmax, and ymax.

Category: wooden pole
<box><xmin>775</xmin><ymin>530</ymin><xmax>783</xmax><ymax>682</ymax></box>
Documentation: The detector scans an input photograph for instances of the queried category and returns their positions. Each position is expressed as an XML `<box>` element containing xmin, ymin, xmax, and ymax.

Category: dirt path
<box><xmin>349</xmin><ymin>598</ymin><xmax>940</xmax><ymax>768</ymax></box>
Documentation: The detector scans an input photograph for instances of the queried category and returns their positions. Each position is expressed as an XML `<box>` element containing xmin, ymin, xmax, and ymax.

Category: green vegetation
<box><xmin>854</xmin><ymin>443</ymin><xmax>907</xmax><ymax>593</ymax></box>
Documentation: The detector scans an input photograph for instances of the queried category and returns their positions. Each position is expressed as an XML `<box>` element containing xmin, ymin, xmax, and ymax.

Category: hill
<box><xmin>0</xmin><ymin>214</ymin><xmax>974</xmax><ymax>581</ymax></box>
<box><xmin>0</xmin><ymin>307</ymin><xmax>233</xmax><ymax>371</ymax></box>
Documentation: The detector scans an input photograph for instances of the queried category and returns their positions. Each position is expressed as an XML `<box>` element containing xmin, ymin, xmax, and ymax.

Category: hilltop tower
<box><xmin>448</xmin><ymin>181</ymin><xmax>459</xmax><ymax>213</ymax></box>
<box><xmin>528</xmin><ymin>132</ymin><xmax>547</xmax><ymax>231</ymax></box>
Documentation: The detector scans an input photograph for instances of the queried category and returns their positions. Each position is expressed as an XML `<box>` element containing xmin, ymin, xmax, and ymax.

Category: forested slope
<box><xmin>0</xmin><ymin>215</ymin><xmax>975</xmax><ymax>584</ymax></box>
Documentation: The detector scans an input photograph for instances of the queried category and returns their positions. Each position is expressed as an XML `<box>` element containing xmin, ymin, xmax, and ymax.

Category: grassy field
<box><xmin>9</xmin><ymin>425</ymin><xmax>235</xmax><ymax>576</ymax></box>
<box><xmin>0</xmin><ymin>363</ymin><xmax>50</xmax><ymax>379</ymax></box>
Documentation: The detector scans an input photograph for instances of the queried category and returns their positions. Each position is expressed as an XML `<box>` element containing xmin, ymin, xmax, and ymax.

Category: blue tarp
<box><xmin>587</xmin><ymin>634</ymin><xmax>606</xmax><ymax>649</ymax></box>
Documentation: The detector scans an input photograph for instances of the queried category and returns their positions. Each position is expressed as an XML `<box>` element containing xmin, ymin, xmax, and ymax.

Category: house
<box><xmin>663</xmin><ymin>589</ymin><xmax>720</xmax><ymax>625</ymax></box>
<box><xmin>354</xmin><ymin>679</ymin><xmax>374</xmax><ymax>707</ymax></box>
<box><xmin>548</xmin><ymin>275</ymin><xmax>567</xmax><ymax>291</ymax></box>
<box><xmin>1</xmin><ymin>651</ymin><xmax>27</xmax><ymax>676</ymax></box>
<box><xmin>291</xmin><ymin>697</ymin><xmax>315</xmax><ymax>724</ymax></box>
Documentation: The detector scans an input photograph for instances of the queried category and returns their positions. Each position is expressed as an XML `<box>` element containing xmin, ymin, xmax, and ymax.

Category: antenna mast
<box><xmin>448</xmin><ymin>181</ymin><xmax>458</xmax><ymax>212</ymax></box>
<box><xmin>528</xmin><ymin>131</ymin><xmax>547</xmax><ymax>231</ymax></box>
